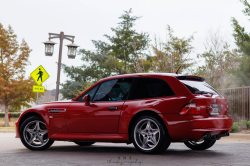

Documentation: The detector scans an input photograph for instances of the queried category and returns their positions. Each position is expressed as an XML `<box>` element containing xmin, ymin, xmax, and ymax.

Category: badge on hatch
<box><xmin>214</xmin><ymin>99</ymin><xmax>216</xmax><ymax>103</ymax></box>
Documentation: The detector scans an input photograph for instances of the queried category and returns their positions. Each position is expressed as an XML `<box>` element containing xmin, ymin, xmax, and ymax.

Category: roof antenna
<box><xmin>176</xmin><ymin>51</ymin><xmax>191</xmax><ymax>75</ymax></box>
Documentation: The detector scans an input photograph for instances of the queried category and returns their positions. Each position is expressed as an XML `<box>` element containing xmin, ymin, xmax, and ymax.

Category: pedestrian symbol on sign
<box><xmin>37</xmin><ymin>68</ymin><xmax>43</xmax><ymax>82</ymax></box>
<box><xmin>30</xmin><ymin>65</ymin><xmax>50</xmax><ymax>86</ymax></box>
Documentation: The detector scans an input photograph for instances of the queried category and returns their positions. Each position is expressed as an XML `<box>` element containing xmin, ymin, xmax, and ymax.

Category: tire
<box><xmin>184</xmin><ymin>140</ymin><xmax>216</xmax><ymax>150</ymax></box>
<box><xmin>74</xmin><ymin>142</ymin><xmax>95</xmax><ymax>146</ymax></box>
<box><xmin>131</xmin><ymin>115</ymin><xmax>171</xmax><ymax>154</ymax></box>
<box><xmin>19</xmin><ymin>116</ymin><xmax>54</xmax><ymax>150</ymax></box>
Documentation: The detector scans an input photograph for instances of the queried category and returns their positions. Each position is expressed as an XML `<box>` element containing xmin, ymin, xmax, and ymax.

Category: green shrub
<box><xmin>238</xmin><ymin>120</ymin><xmax>247</xmax><ymax>130</ymax></box>
<box><xmin>246</xmin><ymin>121</ymin><xmax>250</xmax><ymax>129</ymax></box>
<box><xmin>10</xmin><ymin>113</ymin><xmax>21</xmax><ymax>118</ymax></box>
<box><xmin>230</xmin><ymin>122</ymin><xmax>240</xmax><ymax>133</ymax></box>
<box><xmin>0</xmin><ymin>113</ymin><xmax>21</xmax><ymax>118</ymax></box>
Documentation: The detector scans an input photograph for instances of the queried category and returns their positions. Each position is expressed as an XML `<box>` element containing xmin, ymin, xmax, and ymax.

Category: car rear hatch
<box><xmin>175</xmin><ymin>76</ymin><xmax>228</xmax><ymax>116</ymax></box>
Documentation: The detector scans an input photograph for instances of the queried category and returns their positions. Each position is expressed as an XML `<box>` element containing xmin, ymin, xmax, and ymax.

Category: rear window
<box><xmin>179</xmin><ymin>80</ymin><xmax>220</xmax><ymax>95</ymax></box>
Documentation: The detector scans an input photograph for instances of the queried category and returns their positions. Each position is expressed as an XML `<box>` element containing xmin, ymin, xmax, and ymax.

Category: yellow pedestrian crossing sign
<box><xmin>30</xmin><ymin>65</ymin><xmax>50</xmax><ymax>86</ymax></box>
<box><xmin>33</xmin><ymin>85</ymin><xmax>45</xmax><ymax>93</ymax></box>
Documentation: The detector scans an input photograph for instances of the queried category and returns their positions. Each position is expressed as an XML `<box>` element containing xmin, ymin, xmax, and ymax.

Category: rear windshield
<box><xmin>179</xmin><ymin>80</ymin><xmax>220</xmax><ymax>95</ymax></box>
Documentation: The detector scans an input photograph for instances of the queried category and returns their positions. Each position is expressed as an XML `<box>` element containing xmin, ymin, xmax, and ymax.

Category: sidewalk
<box><xmin>218</xmin><ymin>133</ymin><xmax>250</xmax><ymax>143</ymax></box>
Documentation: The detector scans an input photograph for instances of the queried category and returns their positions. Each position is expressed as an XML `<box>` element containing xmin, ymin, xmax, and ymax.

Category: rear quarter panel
<box><xmin>118</xmin><ymin>75</ymin><xmax>194</xmax><ymax>134</ymax></box>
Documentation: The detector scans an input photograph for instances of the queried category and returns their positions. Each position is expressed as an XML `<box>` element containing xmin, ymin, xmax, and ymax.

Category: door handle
<box><xmin>108</xmin><ymin>107</ymin><xmax>118</xmax><ymax>110</ymax></box>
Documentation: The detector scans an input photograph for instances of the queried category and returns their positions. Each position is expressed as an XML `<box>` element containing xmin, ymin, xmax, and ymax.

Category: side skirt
<box><xmin>49</xmin><ymin>133</ymin><xmax>130</xmax><ymax>143</ymax></box>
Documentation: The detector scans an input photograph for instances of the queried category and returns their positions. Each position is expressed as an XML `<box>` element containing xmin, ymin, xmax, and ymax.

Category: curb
<box><xmin>0</xmin><ymin>130</ymin><xmax>15</xmax><ymax>133</ymax></box>
<box><xmin>227</xmin><ymin>133</ymin><xmax>250</xmax><ymax>139</ymax></box>
<box><xmin>0</xmin><ymin>127</ymin><xmax>15</xmax><ymax>133</ymax></box>
<box><xmin>0</xmin><ymin>127</ymin><xmax>15</xmax><ymax>130</ymax></box>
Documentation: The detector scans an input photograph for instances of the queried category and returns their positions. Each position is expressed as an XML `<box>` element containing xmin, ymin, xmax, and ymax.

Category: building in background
<box><xmin>0</xmin><ymin>105</ymin><xmax>4</xmax><ymax>113</ymax></box>
<box><xmin>0</xmin><ymin>89</ymin><xmax>64</xmax><ymax>113</ymax></box>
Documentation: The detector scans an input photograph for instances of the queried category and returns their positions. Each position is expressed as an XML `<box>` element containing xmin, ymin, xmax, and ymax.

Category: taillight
<box><xmin>179</xmin><ymin>103</ymin><xmax>201</xmax><ymax>115</ymax></box>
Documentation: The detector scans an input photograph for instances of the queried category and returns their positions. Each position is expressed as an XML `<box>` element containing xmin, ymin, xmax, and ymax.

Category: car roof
<box><xmin>106</xmin><ymin>73</ymin><xmax>182</xmax><ymax>78</ymax></box>
<box><xmin>100</xmin><ymin>73</ymin><xmax>204</xmax><ymax>82</ymax></box>
<box><xmin>100</xmin><ymin>73</ymin><xmax>182</xmax><ymax>80</ymax></box>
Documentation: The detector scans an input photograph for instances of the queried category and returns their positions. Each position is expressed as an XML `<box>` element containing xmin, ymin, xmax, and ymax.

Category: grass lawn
<box><xmin>0</xmin><ymin>118</ymin><xmax>18</xmax><ymax>127</ymax></box>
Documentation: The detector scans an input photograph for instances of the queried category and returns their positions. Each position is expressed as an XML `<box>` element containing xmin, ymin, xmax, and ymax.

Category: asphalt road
<box><xmin>1</xmin><ymin>133</ymin><xmax>250</xmax><ymax>166</ymax></box>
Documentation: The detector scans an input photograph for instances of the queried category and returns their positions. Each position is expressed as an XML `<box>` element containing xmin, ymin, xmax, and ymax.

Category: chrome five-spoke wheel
<box><xmin>20</xmin><ymin>116</ymin><xmax>54</xmax><ymax>150</ymax></box>
<box><xmin>23</xmin><ymin>120</ymin><xmax>48</xmax><ymax>147</ymax></box>
<box><xmin>134</xmin><ymin>119</ymin><xmax>160</xmax><ymax>150</ymax></box>
<box><xmin>131</xmin><ymin>116</ymin><xmax>171</xmax><ymax>154</ymax></box>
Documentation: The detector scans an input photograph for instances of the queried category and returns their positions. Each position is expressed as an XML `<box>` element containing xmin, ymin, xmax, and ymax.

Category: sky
<box><xmin>1</xmin><ymin>0</ymin><xmax>250</xmax><ymax>90</ymax></box>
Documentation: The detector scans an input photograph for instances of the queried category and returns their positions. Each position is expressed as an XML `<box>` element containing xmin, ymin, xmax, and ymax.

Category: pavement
<box><xmin>1</xmin><ymin>132</ymin><xmax>250</xmax><ymax>166</ymax></box>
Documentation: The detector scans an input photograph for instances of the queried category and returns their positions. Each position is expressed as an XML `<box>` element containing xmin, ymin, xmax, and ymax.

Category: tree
<box><xmin>61</xmin><ymin>9</ymin><xmax>151</xmax><ymax>99</ymax></box>
<box><xmin>0</xmin><ymin>23</ymin><xmax>36</xmax><ymax>127</ymax></box>
<box><xmin>60</xmin><ymin>80</ymin><xmax>91</xmax><ymax>99</ymax></box>
<box><xmin>194</xmin><ymin>29</ymin><xmax>238</xmax><ymax>88</ymax></box>
<box><xmin>231</xmin><ymin>0</ymin><xmax>250</xmax><ymax>86</ymax></box>
<box><xmin>150</xmin><ymin>25</ymin><xmax>194</xmax><ymax>73</ymax></box>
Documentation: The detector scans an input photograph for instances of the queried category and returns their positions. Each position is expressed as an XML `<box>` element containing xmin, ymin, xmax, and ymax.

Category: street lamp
<box><xmin>43</xmin><ymin>41</ymin><xmax>56</xmax><ymax>56</ymax></box>
<box><xmin>66</xmin><ymin>43</ymin><xmax>79</xmax><ymax>59</ymax></box>
<box><xmin>43</xmin><ymin>32</ymin><xmax>79</xmax><ymax>101</ymax></box>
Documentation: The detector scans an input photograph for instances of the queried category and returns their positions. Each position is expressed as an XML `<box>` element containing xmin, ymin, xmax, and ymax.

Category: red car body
<box><xmin>15</xmin><ymin>73</ymin><xmax>233</xmax><ymax>145</ymax></box>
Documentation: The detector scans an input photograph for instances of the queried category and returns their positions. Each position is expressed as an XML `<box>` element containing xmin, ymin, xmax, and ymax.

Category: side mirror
<box><xmin>83</xmin><ymin>94</ymin><xmax>91</xmax><ymax>106</ymax></box>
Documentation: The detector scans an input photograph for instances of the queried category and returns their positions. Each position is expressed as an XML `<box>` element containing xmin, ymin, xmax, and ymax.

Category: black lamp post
<box><xmin>43</xmin><ymin>32</ymin><xmax>79</xmax><ymax>101</ymax></box>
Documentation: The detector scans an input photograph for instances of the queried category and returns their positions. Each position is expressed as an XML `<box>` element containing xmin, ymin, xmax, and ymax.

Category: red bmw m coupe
<box><xmin>15</xmin><ymin>73</ymin><xmax>233</xmax><ymax>154</ymax></box>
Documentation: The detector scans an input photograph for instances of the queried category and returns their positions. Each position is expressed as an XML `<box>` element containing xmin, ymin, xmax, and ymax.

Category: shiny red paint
<box><xmin>16</xmin><ymin>73</ymin><xmax>233</xmax><ymax>142</ymax></box>
<box><xmin>66</xmin><ymin>101</ymin><xmax>123</xmax><ymax>133</ymax></box>
<box><xmin>83</xmin><ymin>95</ymin><xmax>90</xmax><ymax>106</ymax></box>
<box><xmin>50</xmin><ymin>133</ymin><xmax>129</xmax><ymax>142</ymax></box>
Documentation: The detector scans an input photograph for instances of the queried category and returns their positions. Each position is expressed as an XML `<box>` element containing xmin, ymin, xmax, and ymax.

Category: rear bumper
<box><xmin>161</xmin><ymin>114</ymin><xmax>233</xmax><ymax>140</ymax></box>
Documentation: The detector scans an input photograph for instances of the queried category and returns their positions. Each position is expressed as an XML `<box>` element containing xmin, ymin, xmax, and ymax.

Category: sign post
<box><xmin>30</xmin><ymin>65</ymin><xmax>50</xmax><ymax>105</ymax></box>
<box><xmin>37</xmin><ymin>92</ymin><xmax>39</xmax><ymax>105</ymax></box>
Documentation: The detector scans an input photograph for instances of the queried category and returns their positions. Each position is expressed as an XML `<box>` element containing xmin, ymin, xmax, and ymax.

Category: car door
<box><xmin>66</xmin><ymin>78</ymin><xmax>134</xmax><ymax>133</ymax></box>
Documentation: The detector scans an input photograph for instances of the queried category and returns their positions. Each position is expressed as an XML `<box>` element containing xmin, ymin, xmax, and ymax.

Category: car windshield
<box><xmin>179</xmin><ymin>80</ymin><xmax>220</xmax><ymax>95</ymax></box>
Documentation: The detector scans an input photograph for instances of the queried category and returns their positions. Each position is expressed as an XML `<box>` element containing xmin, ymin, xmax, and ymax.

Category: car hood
<box><xmin>42</xmin><ymin>100</ymin><xmax>73</xmax><ymax>104</ymax></box>
<box><xmin>25</xmin><ymin>100</ymin><xmax>73</xmax><ymax>112</ymax></box>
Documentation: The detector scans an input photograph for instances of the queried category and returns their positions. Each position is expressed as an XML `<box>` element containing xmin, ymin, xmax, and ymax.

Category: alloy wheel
<box><xmin>23</xmin><ymin>120</ymin><xmax>49</xmax><ymax>148</ymax></box>
<box><xmin>134</xmin><ymin>118</ymin><xmax>160</xmax><ymax>151</ymax></box>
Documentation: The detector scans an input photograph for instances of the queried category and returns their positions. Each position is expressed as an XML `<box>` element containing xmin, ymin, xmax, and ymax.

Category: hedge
<box><xmin>0</xmin><ymin>113</ymin><xmax>21</xmax><ymax>118</ymax></box>
<box><xmin>230</xmin><ymin>120</ymin><xmax>250</xmax><ymax>133</ymax></box>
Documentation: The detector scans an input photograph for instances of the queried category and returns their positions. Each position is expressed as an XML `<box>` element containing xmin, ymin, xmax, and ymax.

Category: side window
<box><xmin>93</xmin><ymin>78</ymin><xmax>134</xmax><ymax>101</ymax></box>
<box><xmin>129</xmin><ymin>78</ymin><xmax>175</xmax><ymax>100</ymax></box>
<box><xmin>76</xmin><ymin>85</ymin><xmax>99</xmax><ymax>102</ymax></box>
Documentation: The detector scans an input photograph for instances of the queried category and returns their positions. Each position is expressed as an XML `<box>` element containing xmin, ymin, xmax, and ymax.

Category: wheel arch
<box><xmin>128</xmin><ymin>110</ymin><xmax>171</xmax><ymax>142</ymax></box>
<box><xmin>19</xmin><ymin>112</ymin><xmax>45</xmax><ymax>130</ymax></box>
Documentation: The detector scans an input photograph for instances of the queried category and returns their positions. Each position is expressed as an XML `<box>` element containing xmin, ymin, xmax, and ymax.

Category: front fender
<box><xmin>15</xmin><ymin>108</ymin><xmax>49</xmax><ymax>138</ymax></box>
